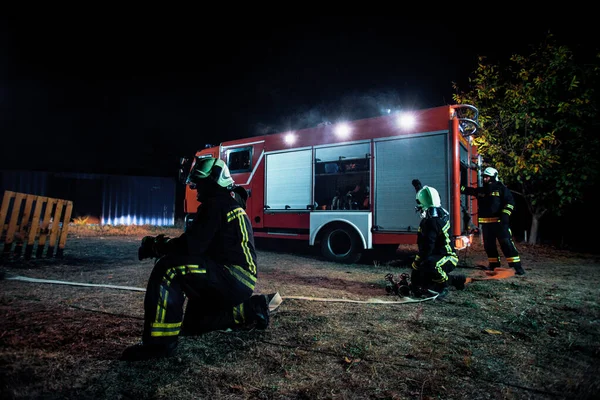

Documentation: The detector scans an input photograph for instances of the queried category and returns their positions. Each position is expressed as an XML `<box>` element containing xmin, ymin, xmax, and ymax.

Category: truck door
<box><xmin>374</xmin><ymin>132</ymin><xmax>450</xmax><ymax>232</ymax></box>
<box><xmin>222</xmin><ymin>141</ymin><xmax>265</xmax><ymax>229</ymax></box>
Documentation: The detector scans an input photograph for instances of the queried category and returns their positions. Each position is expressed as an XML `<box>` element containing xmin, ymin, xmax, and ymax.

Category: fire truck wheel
<box><xmin>320</xmin><ymin>225</ymin><xmax>362</xmax><ymax>264</ymax></box>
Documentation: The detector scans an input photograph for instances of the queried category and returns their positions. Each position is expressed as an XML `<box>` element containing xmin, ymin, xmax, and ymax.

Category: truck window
<box><xmin>314</xmin><ymin>143</ymin><xmax>371</xmax><ymax>211</ymax></box>
<box><xmin>227</xmin><ymin>147</ymin><xmax>253</xmax><ymax>173</ymax></box>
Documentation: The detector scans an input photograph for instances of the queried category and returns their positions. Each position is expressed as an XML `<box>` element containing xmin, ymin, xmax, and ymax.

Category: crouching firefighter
<box><xmin>409</xmin><ymin>181</ymin><xmax>466</xmax><ymax>300</ymax></box>
<box><xmin>121</xmin><ymin>156</ymin><xmax>278</xmax><ymax>361</ymax></box>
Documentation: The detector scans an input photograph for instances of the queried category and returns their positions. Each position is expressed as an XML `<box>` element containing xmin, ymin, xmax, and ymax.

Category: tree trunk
<box><xmin>528</xmin><ymin>212</ymin><xmax>544</xmax><ymax>245</ymax></box>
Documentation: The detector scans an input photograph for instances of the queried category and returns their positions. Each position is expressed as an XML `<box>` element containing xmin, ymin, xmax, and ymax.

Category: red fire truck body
<box><xmin>181</xmin><ymin>104</ymin><xmax>480</xmax><ymax>263</ymax></box>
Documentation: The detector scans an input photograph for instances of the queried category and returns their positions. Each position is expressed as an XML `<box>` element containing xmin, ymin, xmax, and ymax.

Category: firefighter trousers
<box><xmin>142</xmin><ymin>254</ymin><xmax>256</xmax><ymax>344</ymax></box>
<box><xmin>481</xmin><ymin>222</ymin><xmax>521</xmax><ymax>270</ymax></box>
<box><xmin>411</xmin><ymin>255</ymin><xmax>458</xmax><ymax>291</ymax></box>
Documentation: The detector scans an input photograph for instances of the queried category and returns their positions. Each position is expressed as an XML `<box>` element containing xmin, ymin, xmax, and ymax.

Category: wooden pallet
<box><xmin>0</xmin><ymin>190</ymin><xmax>73</xmax><ymax>259</ymax></box>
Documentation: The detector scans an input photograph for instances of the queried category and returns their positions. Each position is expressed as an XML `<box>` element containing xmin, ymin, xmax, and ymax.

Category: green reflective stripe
<box><xmin>506</xmin><ymin>204</ymin><xmax>514</xmax><ymax>210</ymax></box>
<box><xmin>442</xmin><ymin>220</ymin><xmax>450</xmax><ymax>233</ymax></box>
<box><xmin>150</xmin><ymin>321</ymin><xmax>181</xmax><ymax>337</ymax></box>
<box><xmin>233</xmin><ymin>303</ymin><xmax>245</xmax><ymax>325</ymax></box>
<box><xmin>507</xmin><ymin>256</ymin><xmax>520</xmax><ymax>263</ymax></box>
<box><xmin>226</xmin><ymin>264</ymin><xmax>256</xmax><ymax>291</ymax></box>
<box><xmin>229</xmin><ymin>264</ymin><xmax>257</xmax><ymax>283</ymax></box>
<box><xmin>433</xmin><ymin>255</ymin><xmax>457</xmax><ymax>283</ymax></box>
<box><xmin>227</xmin><ymin>208</ymin><xmax>246</xmax><ymax>223</ymax></box>
<box><xmin>237</xmin><ymin>210</ymin><xmax>257</xmax><ymax>274</ymax></box>
<box><xmin>413</xmin><ymin>255</ymin><xmax>421</xmax><ymax>270</ymax></box>
<box><xmin>154</xmin><ymin>265</ymin><xmax>206</xmax><ymax>324</ymax></box>
<box><xmin>436</xmin><ymin>255</ymin><xmax>458</xmax><ymax>269</ymax></box>
<box><xmin>433</xmin><ymin>260</ymin><xmax>448</xmax><ymax>282</ymax></box>
<box><xmin>502</xmin><ymin>209</ymin><xmax>512</xmax><ymax>215</ymax></box>
<box><xmin>479</xmin><ymin>217</ymin><xmax>500</xmax><ymax>223</ymax></box>
<box><xmin>151</xmin><ymin>322</ymin><xmax>182</xmax><ymax>328</ymax></box>
<box><xmin>177</xmin><ymin>265</ymin><xmax>207</xmax><ymax>275</ymax></box>
<box><xmin>150</xmin><ymin>332</ymin><xmax>180</xmax><ymax>337</ymax></box>
<box><xmin>442</xmin><ymin>220</ymin><xmax>457</xmax><ymax>257</ymax></box>
<box><xmin>226</xmin><ymin>207</ymin><xmax>257</xmax><ymax>274</ymax></box>
<box><xmin>156</xmin><ymin>274</ymin><xmax>172</xmax><ymax>323</ymax></box>
<box><xmin>155</xmin><ymin>289</ymin><xmax>165</xmax><ymax>322</ymax></box>
<box><xmin>161</xmin><ymin>268</ymin><xmax>176</xmax><ymax>322</ymax></box>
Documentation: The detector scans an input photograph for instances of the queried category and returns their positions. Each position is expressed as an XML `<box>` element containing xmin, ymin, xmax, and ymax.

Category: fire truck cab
<box><xmin>179</xmin><ymin>104</ymin><xmax>480</xmax><ymax>263</ymax></box>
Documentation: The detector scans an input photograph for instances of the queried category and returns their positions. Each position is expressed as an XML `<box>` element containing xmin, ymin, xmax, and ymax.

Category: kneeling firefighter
<box><xmin>121</xmin><ymin>156</ymin><xmax>277</xmax><ymax>361</ymax></box>
<box><xmin>410</xmin><ymin>182</ymin><xmax>466</xmax><ymax>299</ymax></box>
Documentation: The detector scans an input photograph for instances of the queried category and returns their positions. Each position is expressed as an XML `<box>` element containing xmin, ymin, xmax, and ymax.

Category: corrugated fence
<box><xmin>0</xmin><ymin>170</ymin><xmax>175</xmax><ymax>226</ymax></box>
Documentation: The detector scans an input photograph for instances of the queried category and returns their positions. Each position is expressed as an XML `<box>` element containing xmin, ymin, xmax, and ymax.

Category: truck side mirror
<box><xmin>178</xmin><ymin>157</ymin><xmax>191</xmax><ymax>184</ymax></box>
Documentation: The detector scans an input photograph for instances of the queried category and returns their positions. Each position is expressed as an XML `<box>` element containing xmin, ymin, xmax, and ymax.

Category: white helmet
<box><xmin>416</xmin><ymin>186</ymin><xmax>441</xmax><ymax>210</ymax></box>
<box><xmin>483</xmin><ymin>167</ymin><xmax>499</xmax><ymax>181</ymax></box>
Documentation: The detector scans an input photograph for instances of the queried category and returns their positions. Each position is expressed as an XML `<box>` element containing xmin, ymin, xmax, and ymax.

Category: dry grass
<box><xmin>0</xmin><ymin>226</ymin><xmax>599</xmax><ymax>399</ymax></box>
<box><xmin>67</xmin><ymin>223</ymin><xmax>184</xmax><ymax>238</ymax></box>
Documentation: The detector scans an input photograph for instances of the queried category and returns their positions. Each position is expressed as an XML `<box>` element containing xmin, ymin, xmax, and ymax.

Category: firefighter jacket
<box><xmin>165</xmin><ymin>190</ymin><xmax>257</xmax><ymax>274</ymax></box>
<box><xmin>461</xmin><ymin>181</ymin><xmax>515</xmax><ymax>224</ymax></box>
<box><xmin>414</xmin><ymin>207</ymin><xmax>457</xmax><ymax>265</ymax></box>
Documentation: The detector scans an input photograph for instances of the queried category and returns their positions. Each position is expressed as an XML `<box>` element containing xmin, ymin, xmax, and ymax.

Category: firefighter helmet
<box><xmin>186</xmin><ymin>157</ymin><xmax>234</xmax><ymax>188</ymax></box>
<box><xmin>416</xmin><ymin>185</ymin><xmax>441</xmax><ymax>210</ymax></box>
<box><xmin>483</xmin><ymin>167</ymin><xmax>499</xmax><ymax>181</ymax></box>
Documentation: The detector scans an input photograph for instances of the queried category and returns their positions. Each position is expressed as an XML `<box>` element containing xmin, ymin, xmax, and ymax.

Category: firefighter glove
<box><xmin>138</xmin><ymin>234</ymin><xmax>171</xmax><ymax>260</ymax></box>
<box><xmin>153</xmin><ymin>234</ymin><xmax>171</xmax><ymax>257</ymax></box>
<box><xmin>138</xmin><ymin>236</ymin><xmax>156</xmax><ymax>260</ymax></box>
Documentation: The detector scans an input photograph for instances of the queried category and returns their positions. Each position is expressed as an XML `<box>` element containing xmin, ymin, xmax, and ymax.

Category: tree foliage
<box><xmin>453</xmin><ymin>33</ymin><xmax>600</xmax><ymax>243</ymax></box>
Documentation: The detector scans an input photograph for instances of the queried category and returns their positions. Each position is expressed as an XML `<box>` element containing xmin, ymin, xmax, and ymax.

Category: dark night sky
<box><xmin>0</xmin><ymin>15</ymin><xmax>595</xmax><ymax>177</ymax></box>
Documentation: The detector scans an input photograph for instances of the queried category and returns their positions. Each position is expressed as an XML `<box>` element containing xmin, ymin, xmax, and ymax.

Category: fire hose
<box><xmin>3</xmin><ymin>274</ymin><xmax>439</xmax><ymax>304</ymax></box>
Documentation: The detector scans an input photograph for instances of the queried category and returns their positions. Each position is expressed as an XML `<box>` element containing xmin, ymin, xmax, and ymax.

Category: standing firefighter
<box><xmin>121</xmin><ymin>157</ymin><xmax>277</xmax><ymax>361</ymax></box>
<box><xmin>461</xmin><ymin>167</ymin><xmax>525</xmax><ymax>275</ymax></box>
<box><xmin>410</xmin><ymin>182</ymin><xmax>466</xmax><ymax>299</ymax></box>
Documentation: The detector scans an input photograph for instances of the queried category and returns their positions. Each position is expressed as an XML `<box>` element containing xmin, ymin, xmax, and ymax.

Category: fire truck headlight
<box><xmin>284</xmin><ymin>133</ymin><xmax>296</xmax><ymax>145</ymax></box>
<box><xmin>334</xmin><ymin>123</ymin><xmax>351</xmax><ymax>138</ymax></box>
<box><xmin>397</xmin><ymin>113</ymin><xmax>416</xmax><ymax>130</ymax></box>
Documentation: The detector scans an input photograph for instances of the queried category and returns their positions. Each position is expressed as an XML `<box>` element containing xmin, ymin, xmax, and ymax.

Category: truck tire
<box><xmin>320</xmin><ymin>225</ymin><xmax>362</xmax><ymax>264</ymax></box>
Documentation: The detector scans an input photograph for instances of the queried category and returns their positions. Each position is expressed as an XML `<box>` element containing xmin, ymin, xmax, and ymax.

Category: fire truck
<box><xmin>179</xmin><ymin>104</ymin><xmax>480</xmax><ymax>263</ymax></box>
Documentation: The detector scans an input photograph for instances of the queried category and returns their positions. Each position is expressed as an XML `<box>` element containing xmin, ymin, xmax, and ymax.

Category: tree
<box><xmin>453</xmin><ymin>34</ymin><xmax>599</xmax><ymax>244</ymax></box>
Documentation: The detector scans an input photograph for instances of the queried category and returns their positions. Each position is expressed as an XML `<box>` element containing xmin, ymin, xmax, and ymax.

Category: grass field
<box><xmin>1</xmin><ymin>225</ymin><xmax>598</xmax><ymax>399</ymax></box>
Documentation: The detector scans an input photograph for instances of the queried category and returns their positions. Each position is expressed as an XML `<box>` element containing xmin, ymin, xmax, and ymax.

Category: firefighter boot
<box><xmin>120</xmin><ymin>340</ymin><xmax>178</xmax><ymax>362</ymax></box>
<box><xmin>436</xmin><ymin>287</ymin><xmax>450</xmax><ymax>300</ymax></box>
<box><xmin>449</xmin><ymin>274</ymin><xmax>467</xmax><ymax>290</ymax></box>
<box><xmin>487</xmin><ymin>258</ymin><xmax>501</xmax><ymax>271</ymax></box>
<box><xmin>513</xmin><ymin>264</ymin><xmax>526</xmax><ymax>276</ymax></box>
<box><xmin>433</xmin><ymin>283</ymin><xmax>450</xmax><ymax>301</ymax></box>
<box><xmin>247</xmin><ymin>292</ymin><xmax>281</xmax><ymax>330</ymax></box>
